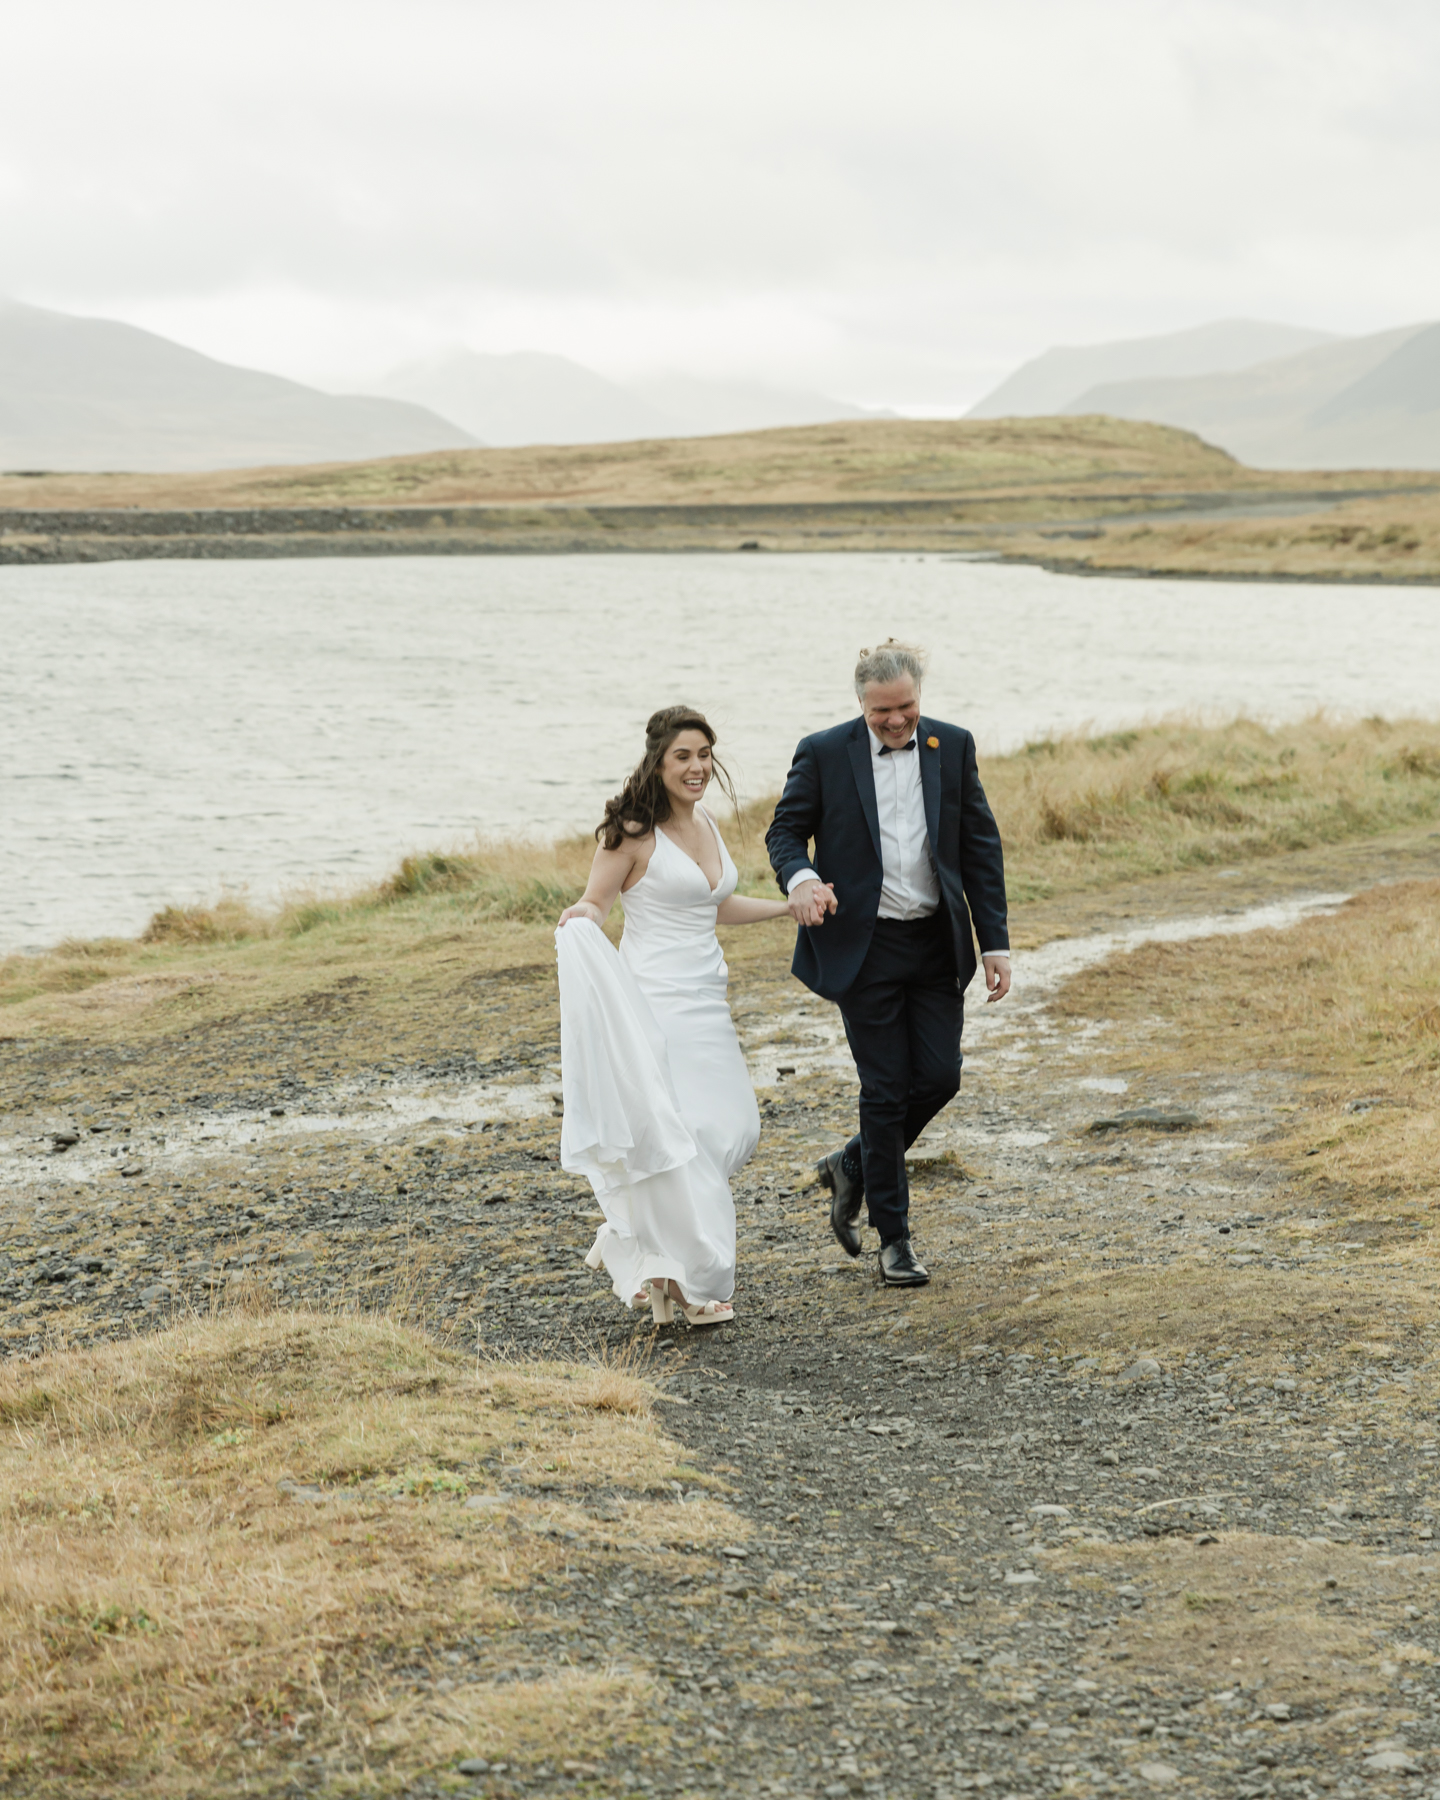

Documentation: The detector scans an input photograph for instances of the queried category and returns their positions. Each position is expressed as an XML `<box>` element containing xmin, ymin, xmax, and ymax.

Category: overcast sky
<box><xmin>4</xmin><ymin>0</ymin><xmax>1438</xmax><ymax>408</ymax></box>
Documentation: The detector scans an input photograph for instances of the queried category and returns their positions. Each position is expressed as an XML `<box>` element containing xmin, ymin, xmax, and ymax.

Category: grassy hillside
<box><xmin>7</xmin><ymin>415</ymin><xmax>1439</xmax><ymax>581</ymax></box>
<box><xmin>0</xmin><ymin>416</ymin><xmax>1319</xmax><ymax>513</ymax></box>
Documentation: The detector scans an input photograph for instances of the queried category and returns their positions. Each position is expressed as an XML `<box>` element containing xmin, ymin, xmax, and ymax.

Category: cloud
<box><xmin>3</xmin><ymin>0</ymin><xmax>1438</xmax><ymax>403</ymax></box>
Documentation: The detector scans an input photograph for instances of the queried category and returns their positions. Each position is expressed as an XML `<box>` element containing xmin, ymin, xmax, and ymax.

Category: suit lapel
<box><xmin>847</xmin><ymin>720</ymin><xmax>882</xmax><ymax>860</ymax></box>
<box><xmin>919</xmin><ymin>717</ymin><xmax>941</xmax><ymax>852</ymax></box>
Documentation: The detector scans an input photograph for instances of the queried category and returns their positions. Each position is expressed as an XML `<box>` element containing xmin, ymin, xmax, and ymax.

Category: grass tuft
<box><xmin>0</xmin><ymin>1309</ymin><xmax>714</xmax><ymax>1795</ymax></box>
<box><xmin>4</xmin><ymin>714</ymin><xmax>1438</xmax><ymax>1021</ymax></box>
<box><xmin>141</xmin><ymin>896</ymin><xmax>267</xmax><ymax>945</ymax></box>
<box><xmin>1055</xmin><ymin>876</ymin><xmax>1440</xmax><ymax>1216</ymax></box>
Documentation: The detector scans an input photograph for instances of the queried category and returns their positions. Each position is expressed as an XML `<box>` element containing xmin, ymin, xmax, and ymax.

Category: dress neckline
<box><xmin>658</xmin><ymin>806</ymin><xmax>725</xmax><ymax>895</ymax></box>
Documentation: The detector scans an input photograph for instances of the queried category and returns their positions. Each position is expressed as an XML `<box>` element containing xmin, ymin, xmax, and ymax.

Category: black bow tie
<box><xmin>878</xmin><ymin>739</ymin><xmax>916</xmax><ymax>755</ymax></box>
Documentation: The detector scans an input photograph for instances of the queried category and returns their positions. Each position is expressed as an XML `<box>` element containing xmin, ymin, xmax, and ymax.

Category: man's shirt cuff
<box><xmin>786</xmin><ymin>868</ymin><xmax>822</xmax><ymax>893</ymax></box>
<box><xmin>981</xmin><ymin>949</ymin><xmax>1010</xmax><ymax>959</ymax></box>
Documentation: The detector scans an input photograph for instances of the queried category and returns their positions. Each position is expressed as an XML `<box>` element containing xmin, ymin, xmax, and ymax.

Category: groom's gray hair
<box><xmin>854</xmin><ymin>638</ymin><xmax>929</xmax><ymax>700</ymax></box>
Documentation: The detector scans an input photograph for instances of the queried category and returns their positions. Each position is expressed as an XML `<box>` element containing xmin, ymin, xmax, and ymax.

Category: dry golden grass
<box><xmin>6</xmin><ymin>715</ymin><xmax>1438</xmax><ymax>1027</ymax></box>
<box><xmin>1010</xmin><ymin>485</ymin><xmax>1440</xmax><ymax>584</ymax></box>
<box><xmin>0</xmin><ymin>1311</ymin><xmax>737</xmax><ymax>1796</ymax></box>
<box><xmin>983</xmin><ymin>714</ymin><xmax>1440</xmax><ymax>901</ymax></box>
<box><xmin>935</xmin><ymin>1257</ymin><xmax>1389</xmax><ymax>1365</ymax></box>
<box><xmin>919</xmin><ymin>877</ymin><xmax>1440</xmax><ymax>1371</ymax></box>
<box><xmin>0</xmin><ymin>418</ymin><xmax>1267</xmax><ymax>513</ymax></box>
<box><xmin>1049</xmin><ymin>1531</ymin><xmax>1429</xmax><ymax>1708</ymax></box>
<box><xmin>1057</xmin><ymin>877</ymin><xmax>1440</xmax><ymax>1214</ymax></box>
<box><xmin>8</xmin><ymin>416</ymin><xmax>1440</xmax><ymax>583</ymax></box>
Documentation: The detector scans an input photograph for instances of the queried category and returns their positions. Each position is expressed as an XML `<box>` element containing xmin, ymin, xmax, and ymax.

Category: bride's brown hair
<box><xmin>597</xmin><ymin>705</ymin><xmax>738</xmax><ymax>851</ymax></box>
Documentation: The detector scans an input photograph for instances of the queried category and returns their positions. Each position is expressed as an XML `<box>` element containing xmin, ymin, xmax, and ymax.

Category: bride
<box><xmin>556</xmin><ymin>705</ymin><xmax>791</xmax><ymax>1326</ymax></box>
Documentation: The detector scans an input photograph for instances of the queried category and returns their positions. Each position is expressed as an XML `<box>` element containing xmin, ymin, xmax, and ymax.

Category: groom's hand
<box><xmin>983</xmin><ymin>954</ymin><xmax>1011</xmax><ymax>1003</ymax></box>
<box><xmin>789</xmin><ymin>879</ymin><xmax>838</xmax><ymax>927</ymax></box>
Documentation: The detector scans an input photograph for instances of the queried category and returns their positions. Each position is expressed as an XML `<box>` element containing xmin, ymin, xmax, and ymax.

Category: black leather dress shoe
<box><xmin>817</xmin><ymin>1147</ymin><xmax>864</xmax><ymax>1258</ymax></box>
<box><xmin>879</xmin><ymin>1235</ymin><xmax>929</xmax><ymax>1286</ymax></box>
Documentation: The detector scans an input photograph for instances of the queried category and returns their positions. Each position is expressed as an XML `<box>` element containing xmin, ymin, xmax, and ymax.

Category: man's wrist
<box><xmin>785</xmin><ymin>868</ymin><xmax>822</xmax><ymax>894</ymax></box>
<box><xmin>981</xmin><ymin>950</ymin><xmax>1010</xmax><ymax>959</ymax></box>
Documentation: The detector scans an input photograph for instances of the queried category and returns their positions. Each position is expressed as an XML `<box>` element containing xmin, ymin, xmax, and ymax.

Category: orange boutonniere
<box><xmin>926</xmin><ymin>735</ymin><xmax>939</xmax><ymax>749</ymax></box>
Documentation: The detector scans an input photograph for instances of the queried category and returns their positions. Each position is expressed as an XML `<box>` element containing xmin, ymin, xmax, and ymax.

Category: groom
<box><xmin>766</xmin><ymin>640</ymin><xmax>1010</xmax><ymax>1287</ymax></box>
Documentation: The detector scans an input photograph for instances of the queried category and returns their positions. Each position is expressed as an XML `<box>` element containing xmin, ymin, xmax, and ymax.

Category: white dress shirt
<box><xmin>786</xmin><ymin>725</ymin><xmax>1010</xmax><ymax>959</ymax></box>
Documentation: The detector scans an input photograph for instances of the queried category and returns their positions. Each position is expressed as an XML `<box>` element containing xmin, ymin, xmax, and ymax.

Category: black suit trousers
<box><xmin>837</xmin><ymin>912</ymin><xmax>963</xmax><ymax>1247</ymax></box>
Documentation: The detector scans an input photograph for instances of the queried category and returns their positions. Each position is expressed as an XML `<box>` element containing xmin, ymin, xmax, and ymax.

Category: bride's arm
<box><xmin>714</xmin><ymin>893</ymin><xmax>793</xmax><ymax>924</ymax></box>
<box><xmin>557</xmin><ymin>840</ymin><xmax>641</xmax><ymax>927</ymax></box>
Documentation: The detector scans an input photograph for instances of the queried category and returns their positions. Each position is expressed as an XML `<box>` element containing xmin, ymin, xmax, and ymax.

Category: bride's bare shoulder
<box><xmin>613</xmin><ymin>821</ymin><xmax>657</xmax><ymax>891</ymax></box>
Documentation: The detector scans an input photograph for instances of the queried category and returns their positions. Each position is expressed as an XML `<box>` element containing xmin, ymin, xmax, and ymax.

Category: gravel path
<box><xmin>4</xmin><ymin>851</ymin><xmax>1440</xmax><ymax>1799</ymax></box>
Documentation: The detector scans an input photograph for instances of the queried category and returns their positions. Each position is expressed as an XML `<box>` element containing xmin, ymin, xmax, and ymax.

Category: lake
<box><xmin>3</xmin><ymin>552</ymin><xmax>1437</xmax><ymax>954</ymax></box>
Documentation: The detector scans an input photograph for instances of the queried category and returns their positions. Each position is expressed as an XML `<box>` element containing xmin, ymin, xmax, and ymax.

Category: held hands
<box><xmin>788</xmin><ymin>879</ymin><xmax>838</xmax><ymax>928</ymax></box>
<box><xmin>557</xmin><ymin>900</ymin><xmax>604</xmax><ymax>929</ymax></box>
<box><xmin>983</xmin><ymin>953</ymin><xmax>1011</xmax><ymax>1004</ymax></box>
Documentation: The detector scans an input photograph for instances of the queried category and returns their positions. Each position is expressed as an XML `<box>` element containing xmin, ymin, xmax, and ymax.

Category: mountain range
<box><xmin>369</xmin><ymin>349</ymin><xmax>880</xmax><ymax>448</ymax></box>
<box><xmin>0</xmin><ymin>300</ymin><xmax>878</xmax><ymax>471</ymax></box>
<box><xmin>6</xmin><ymin>295</ymin><xmax>1440</xmax><ymax>474</ymax></box>
<box><xmin>0</xmin><ymin>299</ymin><xmax>476</xmax><ymax>473</ymax></box>
<box><xmin>969</xmin><ymin>317</ymin><xmax>1440</xmax><ymax>469</ymax></box>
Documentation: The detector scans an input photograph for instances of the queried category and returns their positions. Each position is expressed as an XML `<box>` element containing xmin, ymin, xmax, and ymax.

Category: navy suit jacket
<box><xmin>765</xmin><ymin>715</ymin><xmax>1009</xmax><ymax>1002</ymax></box>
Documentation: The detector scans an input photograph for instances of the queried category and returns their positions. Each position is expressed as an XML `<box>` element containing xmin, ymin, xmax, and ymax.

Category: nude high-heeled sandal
<box><xmin>646</xmin><ymin>1280</ymin><xmax>677</xmax><ymax>1325</ymax></box>
<box><xmin>680</xmin><ymin>1297</ymin><xmax>734</xmax><ymax>1328</ymax></box>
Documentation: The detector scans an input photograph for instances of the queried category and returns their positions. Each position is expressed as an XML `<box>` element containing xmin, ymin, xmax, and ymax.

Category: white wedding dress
<box><xmin>556</xmin><ymin>809</ymin><xmax>759</xmax><ymax>1309</ymax></box>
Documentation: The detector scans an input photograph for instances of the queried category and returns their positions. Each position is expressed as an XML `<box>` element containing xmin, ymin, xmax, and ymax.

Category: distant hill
<box><xmin>0</xmin><ymin>299</ymin><xmax>476</xmax><ymax>472</ymax></box>
<box><xmin>968</xmin><ymin>319</ymin><xmax>1335</xmax><ymax>420</ymax></box>
<box><xmin>374</xmin><ymin>349</ymin><xmax>879</xmax><ymax>447</ymax></box>
<box><xmin>626</xmin><ymin>371</ymin><xmax>884</xmax><ymax>437</ymax></box>
<box><xmin>0</xmin><ymin>417</ymin><xmax>1257</xmax><ymax>515</ymax></box>
<box><xmin>373</xmin><ymin>350</ymin><xmax>677</xmax><ymax>447</ymax></box>
<box><xmin>1063</xmin><ymin>323</ymin><xmax>1440</xmax><ymax>469</ymax></box>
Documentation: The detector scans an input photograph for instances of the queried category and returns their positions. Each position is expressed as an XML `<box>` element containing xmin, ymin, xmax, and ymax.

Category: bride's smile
<box><xmin>661</xmin><ymin>733</ymin><xmax>713</xmax><ymax>806</ymax></box>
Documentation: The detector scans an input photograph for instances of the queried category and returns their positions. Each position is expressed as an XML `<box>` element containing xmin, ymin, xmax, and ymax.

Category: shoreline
<box><xmin>4</xmin><ymin>493</ymin><xmax>1439</xmax><ymax>584</ymax></box>
<box><xmin>6</xmin><ymin>418</ymin><xmax>1439</xmax><ymax>581</ymax></box>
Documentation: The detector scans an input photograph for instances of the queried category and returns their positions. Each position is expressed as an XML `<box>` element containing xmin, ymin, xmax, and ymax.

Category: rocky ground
<box><xmin>4</xmin><ymin>837</ymin><xmax>1440</xmax><ymax>1800</ymax></box>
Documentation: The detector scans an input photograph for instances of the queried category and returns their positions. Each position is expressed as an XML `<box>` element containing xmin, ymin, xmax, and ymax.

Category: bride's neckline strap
<box><xmin>659</xmin><ymin>807</ymin><xmax>724</xmax><ymax>893</ymax></box>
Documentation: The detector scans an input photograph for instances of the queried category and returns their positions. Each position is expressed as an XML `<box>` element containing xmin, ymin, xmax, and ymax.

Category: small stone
<box><xmin>1263</xmin><ymin>1703</ymin><xmax>1291</xmax><ymax>1721</ymax></box>
<box><xmin>1138</xmin><ymin>1762</ymin><xmax>1180</xmax><ymax>1785</ymax></box>
<box><xmin>1029</xmin><ymin>1504</ymin><xmax>1071</xmax><ymax>1518</ymax></box>
<box><xmin>1131</xmin><ymin>1466</ymin><xmax>1163</xmax><ymax>1479</ymax></box>
<box><xmin>1004</xmin><ymin>1570</ymin><xmax>1040</xmax><ymax>1586</ymax></box>
<box><xmin>1363</xmin><ymin>1749</ymin><xmax>1420</xmax><ymax>1774</ymax></box>
<box><xmin>720</xmin><ymin>1545</ymin><xmax>748</xmax><ymax>1559</ymax></box>
<box><xmin>1088</xmin><ymin>1108</ymin><xmax>1201</xmax><ymax>1134</ymax></box>
<box><xmin>1118</xmin><ymin>1358</ymin><xmax>1162</xmax><ymax>1383</ymax></box>
<box><xmin>120</xmin><ymin>1163</ymin><xmax>145</xmax><ymax>1178</ymax></box>
<box><xmin>1098</xmin><ymin>1449</ymin><xmax>1120</xmax><ymax>1466</ymax></box>
<box><xmin>276</xmin><ymin>1480</ymin><xmax>328</xmax><ymax>1504</ymax></box>
<box><xmin>456</xmin><ymin>1758</ymin><xmax>490</xmax><ymax>1775</ymax></box>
